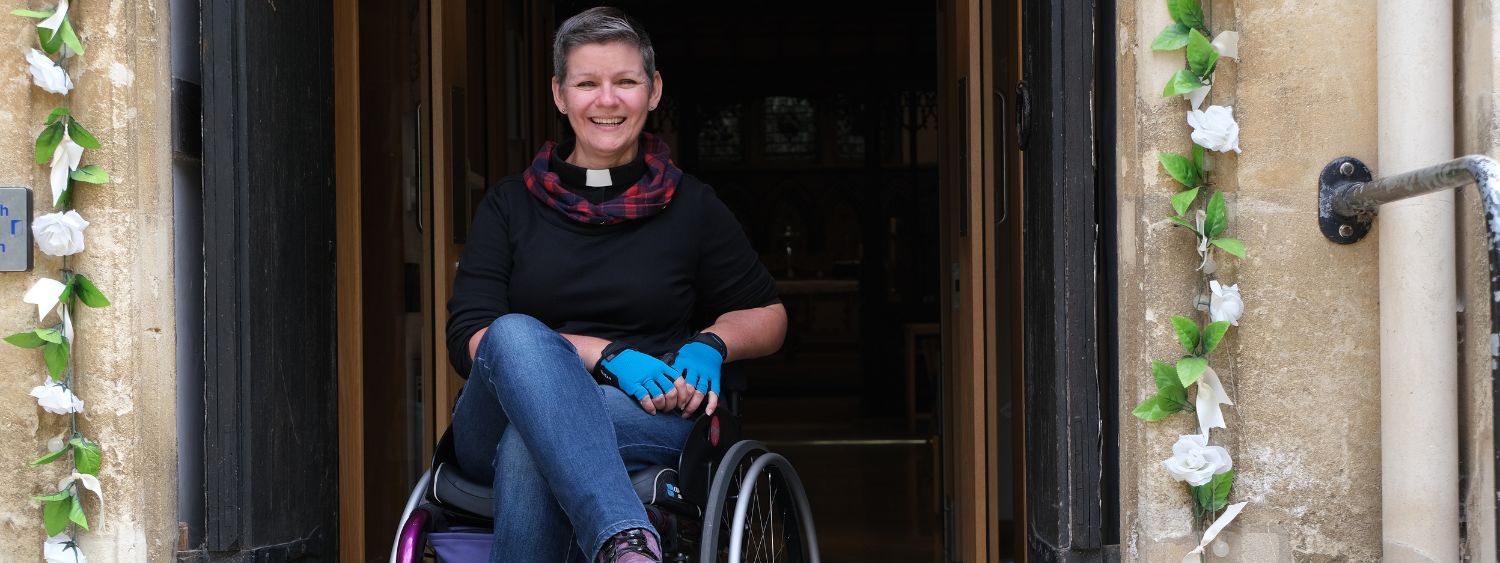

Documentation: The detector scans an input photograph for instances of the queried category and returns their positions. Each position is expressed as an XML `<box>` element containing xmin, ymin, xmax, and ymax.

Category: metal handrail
<box><xmin>1317</xmin><ymin>153</ymin><xmax>1500</xmax><ymax>546</ymax></box>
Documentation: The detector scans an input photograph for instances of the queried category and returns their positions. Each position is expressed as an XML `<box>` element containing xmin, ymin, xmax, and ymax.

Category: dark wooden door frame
<box><xmin>1020</xmin><ymin>0</ymin><xmax>1119</xmax><ymax>560</ymax></box>
<box><xmin>197</xmin><ymin>0</ymin><xmax>338</xmax><ymax>559</ymax></box>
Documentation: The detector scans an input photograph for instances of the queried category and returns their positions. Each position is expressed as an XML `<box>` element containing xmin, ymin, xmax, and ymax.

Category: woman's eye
<box><xmin>575</xmin><ymin>81</ymin><xmax>596</xmax><ymax>88</ymax></box>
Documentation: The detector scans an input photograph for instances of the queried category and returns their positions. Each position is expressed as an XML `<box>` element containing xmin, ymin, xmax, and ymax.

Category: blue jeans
<box><xmin>453</xmin><ymin>314</ymin><xmax>695</xmax><ymax>563</ymax></box>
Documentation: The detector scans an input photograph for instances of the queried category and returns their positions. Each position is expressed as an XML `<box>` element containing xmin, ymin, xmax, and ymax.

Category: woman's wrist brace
<box><xmin>690</xmin><ymin>331</ymin><xmax>728</xmax><ymax>359</ymax></box>
<box><xmin>592</xmin><ymin>341</ymin><xmax>632</xmax><ymax>386</ymax></box>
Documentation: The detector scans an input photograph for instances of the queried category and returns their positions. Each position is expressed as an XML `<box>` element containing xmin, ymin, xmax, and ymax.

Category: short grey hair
<box><xmin>552</xmin><ymin>7</ymin><xmax>656</xmax><ymax>84</ymax></box>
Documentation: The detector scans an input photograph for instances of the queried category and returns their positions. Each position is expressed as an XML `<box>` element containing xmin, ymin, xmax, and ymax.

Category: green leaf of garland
<box><xmin>11</xmin><ymin>9</ymin><xmax>55</xmax><ymax>18</ymax></box>
<box><xmin>55</xmin><ymin>185</ymin><xmax>74</xmax><ymax>209</ymax></box>
<box><xmin>1162</xmin><ymin>69</ymin><xmax>1205</xmax><ymax>97</ymax></box>
<box><xmin>1177</xmin><ymin>356</ymin><xmax>1208</xmax><ymax>387</ymax></box>
<box><xmin>70</xmin><ymin>438</ymin><xmax>102</xmax><ymax>475</ymax></box>
<box><xmin>43</xmin><ymin>341</ymin><xmax>69</xmax><ymax>380</ymax></box>
<box><xmin>68</xmin><ymin>118</ymin><xmax>101</xmax><ymax>149</ymax></box>
<box><xmin>1151</xmin><ymin>23</ymin><xmax>1191</xmax><ymax>51</ymax></box>
<box><xmin>1151</xmin><ymin>360</ymin><xmax>1188</xmax><ymax>406</ymax></box>
<box><xmin>1157</xmin><ymin>151</ymin><xmax>1200</xmax><ymax>189</ymax></box>
<box><xmin>34</xmin><ymin>327</ymin><xmax>63</xmax><ymax>344</ymax></box>
<box><xmin>1132</xmin><ymin>394</ymin><xmax>1184</xmax><ymax>421</ymax></box>
<box><xmin>1202</xmin><ymin>321</ymin><xmax>1231</xmax><ymax>355</ymax></box>
<box><xmin>1193</xmin><ymin>143</ymin><xmax>1207</xmax><ymax>171</ymax></box>
<box><xmin>1167</xmin><ymin>0</ymin><xmax>1208</xmax><ymax>35</ymax></box>
<box><xmin>1171</xmin><ymin>315</ymin><xmax>1199</xmax><ymax>354</ymax></box>
<box><xmin>1171</xmin><ymin>187</ymin><xmax>1199</xmax><ymax>217</ymax></box>
<box><xmin>1191</xmin><ymin>469</ymin><xmax>1235</xmax><ymax>513</ymax></box>
<box><xmin>70</xmin><ymin>164</ymin><xmax>109</xmax><ymax>185</ymax></box>
<box><xmin>43</xmin><ymin>496</ymin><xmax>70</xmax><ymax>535</ymax></box>
<box><xmin>1151</xmin><ymin>361</ymin><xmax>1181</xmax><ymax>393</ymax></box>
<box><xmin>37</xmin><ymin>25</ymin><xmax>63</xmax><ymax>55</ymax></box>
<box><xmin>59</xmin><ymin>274</ymin><xmax>75</xmax><ymax>304</ymax></box>
<box><xmin>46</xmin><ymin>106</ymin><xmax>71</xmax><ymax>125</ymax></box>
<box><xmin>4</xmin><ymin>331</ymin><xmax>47</xmax><ymax>349</ymax></box>
<box><xmin>32</xmin><ymin>489</ymin><xmax>70</xmax><ymax>502</ymax></box>
<box><xmin>30</xmin><ymin>444</ymin><xmax>70</xmax><ymax>466</ymax></box>
<box><xmin>68</xmin><ymin>490</ymin><xmax>88</xmax><ymax>530</ymax></box>
<box><xmin>35</xmin><ymin>120</ymin><xmax>64</xmax><ymax>165</ymax></box>
<box><xmin>1185</xmin><ymin>28</ymin><xmax>1219</xmax><ymax>80</ymax></box>
<box><xmin>74</xmin><ymin>274</ymin><xmax>111</xmax><ymax>308</ymax></box>
<box><xmin>1205</xmin><ymin>191</ymin><xmax>1228</xmax><ymax>238</ymax></box>
<box><xmin>58</xmin><ymin>18</ymin><xmax>83</xmax><ymax>56</ymax></box>
<box><xmin>1211</xmin><ymin>237</ymin><xmax>1246</xmax><ymax>259</ymax></box>
<box><xmin>1167</xmin><ymin>215</ymin><xmax>1199</xmax><ymax>233</ymax></box>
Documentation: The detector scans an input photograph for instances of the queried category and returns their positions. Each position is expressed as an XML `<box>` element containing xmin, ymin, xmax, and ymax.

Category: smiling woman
<box><xmin>551</xmin><ymin>40</ymin><xmax>663</xmax><ymax>168</ymax></box>
<box><xmin>440</xmin><ymin>6</ymin><xmax>789</xmax><ymax>562</ymax></box>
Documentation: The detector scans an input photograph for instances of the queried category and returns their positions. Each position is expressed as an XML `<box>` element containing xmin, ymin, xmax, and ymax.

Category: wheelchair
<box><xmin>388</xmin><ymin>405</ymin><xmax>821</xmax><ymax>562</ymax></box>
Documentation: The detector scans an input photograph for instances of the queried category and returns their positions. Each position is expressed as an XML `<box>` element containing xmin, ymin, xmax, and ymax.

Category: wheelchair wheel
<box><xmin>698</xmin><ymin>440</ymin><xmax>820</xmax><ymax>563</ymax></box>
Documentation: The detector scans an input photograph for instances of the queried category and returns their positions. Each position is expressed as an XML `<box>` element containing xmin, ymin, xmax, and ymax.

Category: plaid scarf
<box><xmin>523</xmin><ymin>133</ymin><xmax>682</xmax><ymax>225</ymax></box>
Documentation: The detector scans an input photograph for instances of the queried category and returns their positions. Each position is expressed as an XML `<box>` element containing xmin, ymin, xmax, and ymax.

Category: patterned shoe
<box><xmin>596</xmin><ymin>528</ymin><xmax>661</xmax><ymax>563</ymax></box>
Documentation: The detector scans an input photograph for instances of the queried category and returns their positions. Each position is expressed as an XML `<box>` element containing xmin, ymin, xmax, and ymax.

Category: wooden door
<box><xmin>201</xmin><ymin>0</ymin><xmax>338</xmax><ymax>558</ymax></box>
<box><xmin>939</xmin><ymin>0</ymin><xmax>999</xmax><ymax>560</ymax></box>
<box><xmin>1019</xmin><ymin>0</ymin><xmax>1114</xmax><ymax>560</ymax></box>
<box><xmin>986</xmin><ymin>0</ymin><xmax>1025</xmax><ymax>559</ymax></box>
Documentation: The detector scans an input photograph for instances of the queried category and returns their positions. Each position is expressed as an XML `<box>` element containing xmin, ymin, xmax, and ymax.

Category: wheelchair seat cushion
<box><xmin>430</xmin><ymin>462</ymin><xmax>495</xmax><ymax>519</ymax></box>
<box><xmin>430</xmin><ymin>462</ymin><xmax>694</xmax><ymax>520</ymax></box>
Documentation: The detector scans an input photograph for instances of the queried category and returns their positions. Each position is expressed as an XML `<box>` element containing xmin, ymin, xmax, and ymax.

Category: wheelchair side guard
<box><xmin>631</xmin><ymin>466</ymin><xmax>701</xmax><ymax>518</ymax></box>
<box><xmin>676</xmin><ymin>412</ymin><xmax>742</xmax><ymax>507</ymax></box>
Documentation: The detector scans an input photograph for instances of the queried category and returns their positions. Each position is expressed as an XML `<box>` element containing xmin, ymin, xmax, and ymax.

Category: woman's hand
<box><xmin>670</xmin><ymin>335</ymin><xmax>725</xmax><ymax>417</ymax></box>
<box><xmin>648</xmin><ymin>381</ymin><xmax>684</xmax><ymax>415</ymax></box>
<box><xmin>598</xmin><ymin>347</ymin><xmax>680</xmax><ymax>414</ymax></box>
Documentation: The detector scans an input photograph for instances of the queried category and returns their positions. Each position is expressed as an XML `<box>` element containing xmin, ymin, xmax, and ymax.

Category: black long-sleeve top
<box><xmin>445</xmin><ymin>145</ymin><xmax>779</xmax><ymax>378</ymax></box>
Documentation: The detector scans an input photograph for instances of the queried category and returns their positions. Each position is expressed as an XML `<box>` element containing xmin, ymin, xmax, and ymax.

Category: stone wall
<box><xmin>0</xmin><ymin>1</ymin><xmax>175</xmax><ymax>561</ymax></box>
<box><xmin>1118</xmin><ymin>0</ymin><xmax>1387</xmax><ymax>560</ymax></box>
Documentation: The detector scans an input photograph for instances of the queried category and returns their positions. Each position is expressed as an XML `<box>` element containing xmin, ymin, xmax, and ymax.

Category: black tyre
<box><xmin>698</xmin><ymin>441</ymin><xmax>820</xmax><ymax>563</ymax></box>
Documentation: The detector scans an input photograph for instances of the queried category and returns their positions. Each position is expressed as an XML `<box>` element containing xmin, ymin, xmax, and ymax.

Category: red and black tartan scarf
<box><xmin>522</xmin><ymin>133</ymin><xmax>682</xmax><ymax>225</ymax></box>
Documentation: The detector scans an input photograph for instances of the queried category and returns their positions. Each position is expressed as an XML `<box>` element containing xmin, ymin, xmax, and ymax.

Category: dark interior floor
<box><xmin>742</xmin><ymin>397</ymin><xmax>942</xmax><ymax>563</ymax></box>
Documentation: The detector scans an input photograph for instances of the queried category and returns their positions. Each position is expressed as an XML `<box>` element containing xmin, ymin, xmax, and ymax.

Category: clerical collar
<box><xmin>549</xmin><ymin>139</ymin><xmax>648</xmax><ymax>194</ymax></box>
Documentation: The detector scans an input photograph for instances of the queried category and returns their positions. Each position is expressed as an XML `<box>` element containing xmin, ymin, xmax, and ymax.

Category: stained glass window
<box><xmin>834</xmin><ymin>101</ymin><xmax>867</xmax><ymax>161</ymax></box>
<box><xmin>697</xmin><ymin>104</ymin><xmax>744</xmax><ymax>162</ymax></box>
<box><xmin>763</xmin><ymin>96</ymin><xmax>816</xmax><ymax>158</ymax></box>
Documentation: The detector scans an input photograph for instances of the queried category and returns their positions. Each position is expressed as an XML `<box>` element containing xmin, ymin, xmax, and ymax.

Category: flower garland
<box><xmin>1135</xmin><ymin>1</ymin><xmax>1248</xmax><ymax>560</ymax></box>
<box><xmin>8</xmin><ymin>1</ymin><xmax>112</xmax><ymax>561</ymax></box>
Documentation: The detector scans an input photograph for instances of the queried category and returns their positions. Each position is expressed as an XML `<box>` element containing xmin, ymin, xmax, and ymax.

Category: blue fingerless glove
<box><xmin>671</xmin><ymin>332</ymin><xmax>726</xmax><ymax>395</ymax></box>
<box><xmin>596</xmin><ymin>342</ymin><xmax>679</xmax><ymax>401</ymax></box>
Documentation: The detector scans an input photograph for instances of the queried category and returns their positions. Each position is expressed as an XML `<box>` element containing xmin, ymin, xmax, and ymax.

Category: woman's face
<box><xmin>552</xmin><ymin>41</ymin><xmax>663</xmax><ymax>169</ymax></box>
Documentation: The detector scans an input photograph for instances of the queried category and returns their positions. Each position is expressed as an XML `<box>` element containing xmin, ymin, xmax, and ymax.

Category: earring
<box><xmin>561</xmin><ymin>108</ymin><xmax>567</xmax><ymax>114</ymax></box>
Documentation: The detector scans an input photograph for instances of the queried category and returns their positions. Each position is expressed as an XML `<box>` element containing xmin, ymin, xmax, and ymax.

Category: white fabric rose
<box><xmin>1161</xmin><ymin>433</ymin><xmax>1232</xmax><ymax>486</ymax></box>
<box><xmin>1187</xmin><ymin>105</ymin><xmax>1241</xmax><ymax>153</ymax></box>
<box><xmin>1196</xmin><ymin>366</ymin><xmax>1234</xmax><ymax>437</ymax></box>
<box><xmin>48</xmin><ymin>126</ymin><xmax>85</xmax><ymax>207</ymax></box>
<box><xmin>1182</xmin><ymin>84</ymin><xmax>1211</xmax><ymax>111</ymax></box>
<box><xmin>37</xmin><ymin>0</ymin><xmax>69</xmax><ymax>33</ymax></box>
<box><xmin>26</xmin><ymin>48</ymin><xmax>72</xmax><ymax>95</ymax></box>
<box><xmin>44</xmin><ymin>532</ymin><xmax>87</xmax><ymax>563</ymax></box>
<box><xmin>58</xmin><ymin>471</ymin><xmax>103</xmax><ymax>508</ymax></box>
<box><xmin>23</xmin><ymin>277</ymin><xmax>66</xmax><ymax>322</ymax></box>
<box><xmin>1212</xmin><ymin>31</ymin><xmax>1240</xmax><ymax>60</ymax></box>
<box><xmin>33</xmin><ymin>210</ymin><xmax>88</xmax><ymax>256</ymax></box>
<box><xmin>30</xmin><ymin>377</ymin><xmax>83</xmax><ymax>414</ymax></box>
<box><xmin>1210</xmin><ymin>280</ymin><xmax>1244</xmax><ymax>326</ymax></box>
